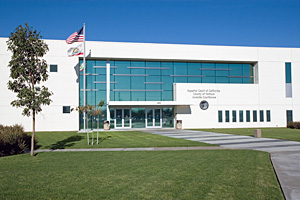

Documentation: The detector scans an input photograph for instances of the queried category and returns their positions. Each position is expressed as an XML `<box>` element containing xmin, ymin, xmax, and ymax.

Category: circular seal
<box><xmin>200</xmin><ymin>100</ymin><xmax>209</xmax><ymax>110</ymax></box>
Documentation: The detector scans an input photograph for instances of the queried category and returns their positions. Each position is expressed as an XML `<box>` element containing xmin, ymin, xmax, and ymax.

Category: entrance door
<box><xmin>115</xmin><ymin>109</ymin><xmax>131</xmax><ymax>128</ymax></box>
<box><xmin>146</xmin><ymin>109</ymin><xmax>162</xmax><ymax>128</ymax></box>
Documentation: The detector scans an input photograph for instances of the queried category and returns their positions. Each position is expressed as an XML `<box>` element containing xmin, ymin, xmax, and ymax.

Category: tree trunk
<box><xmin>30</xmin><ymin>111</ymin><xmax>35</xmax><ymax>156</ymax></box>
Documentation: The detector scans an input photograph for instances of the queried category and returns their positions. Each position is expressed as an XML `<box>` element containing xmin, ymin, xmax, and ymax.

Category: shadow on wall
<box><xmin>45</xmin><ymin>135</ymin><xmax>83</xmax><ymax>149</ymax></box>
<box><xmin>74</xmin><ymin>50</ymin><xmax>92</xmax><ymax>84</ymax></box>
<box><xmin>177</xmin><ymin>106</ymin><xmax>191</xmax><ymax>115</ymax></box>
<box><xmin>74</xmin><ymin>63</ymin><xmax>80</xmax><ymax>83</ymax></box>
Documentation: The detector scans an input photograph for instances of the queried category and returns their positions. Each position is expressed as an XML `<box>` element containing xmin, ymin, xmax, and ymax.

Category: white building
<box><xmin>0</xmin><ymin>37</ymin><xmax>299</xmax><ymax>131</ymax></box>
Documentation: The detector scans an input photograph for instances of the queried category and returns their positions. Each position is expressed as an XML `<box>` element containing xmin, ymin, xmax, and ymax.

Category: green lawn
<box><xmin>34</xmin><ymin>131</ymin><xmax>214</xmax><ymax>149</ymax></box>
<box><xmin>0</xmin><ymin>150</ymin><xmax>283</xmax><ymax>200</ymax></box>
<box><xmin>195</xmin><ymin>128</ymin><xmax>300</xmax><ymax>142</ymax></box>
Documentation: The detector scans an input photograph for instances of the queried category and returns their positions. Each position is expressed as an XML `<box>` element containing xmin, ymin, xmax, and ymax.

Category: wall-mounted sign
<box><xmin>200</xmin><ymin>100</ymin><xmax>209</xmax><ymax>110</ymax></box>
<box><xmin>187</xmin><ymin>89</ymin><xmax>220</xmax><ymax>99</ymax></box>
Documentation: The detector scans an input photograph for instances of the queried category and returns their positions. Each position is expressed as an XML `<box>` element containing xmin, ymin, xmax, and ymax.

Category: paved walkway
<box><xmin>35</xmin><ymin>146</ymin><xmax>225</xmax><ymax>153</ymax></box>
<box><xmin>142</xmin><ymin>129</ymin><xmax>300</xmax><ymax>200</ymax></box>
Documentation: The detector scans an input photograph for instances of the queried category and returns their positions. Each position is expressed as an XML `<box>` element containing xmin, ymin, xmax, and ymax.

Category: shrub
<box><xmin>287</xmin><ymin>121</ymin><xmax>300</xmax><ymax>129</ymax></box>
<box><xmin>0</xmin><ymin>124</ymin><xmax>38</xmax><ymax>157</ymax></box>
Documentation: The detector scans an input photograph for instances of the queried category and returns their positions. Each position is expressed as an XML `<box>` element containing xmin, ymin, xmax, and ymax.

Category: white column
<box><xmin>83</xmin><ymin>23</ymin><xmax>86</xmax><ymax>131</ymax></box>
<box><xmin>106</xmin><ymin>60</ymin><xmax>110</xmax><ymax>121</ymax></box>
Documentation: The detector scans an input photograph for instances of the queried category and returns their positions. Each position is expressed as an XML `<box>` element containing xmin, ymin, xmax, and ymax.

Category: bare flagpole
<box><xmin>83</xmin><ymin>23</ymin><xmax>86</xmax><ymax>131</ymax></box>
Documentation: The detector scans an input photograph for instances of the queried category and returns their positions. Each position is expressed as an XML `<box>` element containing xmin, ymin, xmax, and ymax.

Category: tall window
<box><xmin>285</xmin><ymin>62</ymin><xmax>292</xmax><ymax>98</ymax></box>
<box><xmin>232</xmin><ymin>110</ymin><xmax>237</xmax><ymax>122</ymax></box>
<box><xmin>218</xmin><ymin>111</ymin><xmax>223</xmax><ymax>122</ymax></box>
<box><xmin>266</xmin><ymin>110</ymin><xmax>271</xmax><ymax>122</ymax></box>
<box><xmin>253</xmin><ymin>110</ymin><xmax>257</xmax><ymax>122</ymax></box>
<box><xmin>225</xmin><ymin>110</ymin><xmax>230</xmax><ymax>122</ymax></box>
<box><xmin>239</xmin><ymin>110</ymin><xmax>243</xmax><ymax>122</ymax></box>
<box><xmin>286</xmin><ymin>110</ymin><xmax>293</xmax><ymax>124</ymax></box>
<box><xmin>285</xmin><ymin>62</ymin><xmax>292</xmax><ymax>83</ymax></box>
<box><xmin>260</xmin><ymin>110</ymin><xmax>264</xmax><ymax>122</ymax></box>
<box><xmin>246</xmin><ymin>110</ymin><xmax>250</xmax><ymax>122</ymax></box>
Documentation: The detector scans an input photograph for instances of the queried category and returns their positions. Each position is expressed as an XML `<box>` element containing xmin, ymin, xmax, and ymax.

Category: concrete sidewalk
<box><xmin>35</xmin><ymin>146</ymin><xmax>225</xmax><ymax>153</ymax></box>
<box><xmin>143</xmin><ymin>129</ymin><xmax>300</xmax><ymax>200</ymax></box>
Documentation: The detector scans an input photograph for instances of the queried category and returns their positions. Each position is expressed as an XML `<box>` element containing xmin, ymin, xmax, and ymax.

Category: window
<box><xmin>232</xmin><ymin>110</ymin><xmax>237</xmax><ymax>122</ymax></box>
<box><xmin>267</xmin><ymin>110</ymin><xmax>271</xmax><ymax>122</ymax></box>
<box><xmin>79</xmin><ymin>59</ymin><xmax>255</xmax><ymax>129</ymax></box>
<box><xmin>246</xmin><ymin>110</ymin><xmax>250</xmax><ymax>122</ymax></box>
<box><xmin>50</xmin><ymin>64</ymin><xmax>58</xmax><ymax>72</ymax></box>
<box><xmin>260</xmin><ymin>110</ymin><xmax>264</xmax><ymax>122</ymax></box>
<box><xmin>35</xmin><ymin>87</ymin><xmax>40</xmax><ymax>92</ymax></box>
<box><xmin>107</xmin><ymin>60</ymin><xmax>255</xmax><ymax>102</ymax></box>
<box><xmin>285</xmin><ymin>62</ymin><xmax>292</xmax><ymax>98</ymax></box>
<box><xmin>63</xmin><ymin>106</ymin><xmax>71</xmax><ymax>113</ymax></box>
<box><xmin>286</xmin><ymin>110</ymin><xmax>293</xmax><ymax>124</ymax></box>
<box><xmin>285</xmin><ymin>62</ymin><xmax>292</xmax><ymax>84</ymax></box>
<box><xmin>218</xmin><ymin>111</ymin><xmax>223</xmax><ymax>122</ymax></box>
<box><xmin>225</xmin><ymin>110</ymin><xmax>230</xmax><ymax>122</ymax></box>
<box><xmin>253</xmin><ymin>110</ymin><xmax>257</xmax><ymax>122</ymax></box>
<box><xmin>239</xmin><ymin>110</ymin><xmax>243</xmax><ymax>122</ymax></box>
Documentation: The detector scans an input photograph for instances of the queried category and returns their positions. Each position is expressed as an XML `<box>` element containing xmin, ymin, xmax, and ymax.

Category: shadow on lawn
<box><xmin>46</xmin><ymin>135</ymin><xmax>84</xmax><ymax>149</ymax></box>
<box><xmin>98</xmin><ymin>136</ymin><xmax>112</xmax><ymax>144</ymax></box>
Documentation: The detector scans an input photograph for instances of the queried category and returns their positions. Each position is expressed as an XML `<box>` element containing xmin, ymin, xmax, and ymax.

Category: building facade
<box><xmin>0</xmin><ymin>38</ymin><xmax>299</xmax><ymax>131</ymax></box>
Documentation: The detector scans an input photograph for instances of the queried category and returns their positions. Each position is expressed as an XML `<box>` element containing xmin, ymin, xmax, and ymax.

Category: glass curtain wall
<box><xmin>79</xmin><ymin>59</ymin><xmax>255</xmax><ymax>129</ymax></box>
<box><xmin>79</xmin><ymin>60</ymin><xmax>107</xmax><ymax>129</ymax></box>
<box><xmin>109</xmin><ymin>60</ymin><xmax>254</xmax><ymax>101</ymax></box>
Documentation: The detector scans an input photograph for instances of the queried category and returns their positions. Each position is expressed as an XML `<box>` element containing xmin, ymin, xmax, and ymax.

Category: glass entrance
<box><xmin>115</xmin><ymin>109</ymin><xmax>131</xmax><ymax>128</ymax></box>
<box><xmin>146</xmin><ymin>109</ymin><xmax>162</xmax><ymax>128</ymax></box>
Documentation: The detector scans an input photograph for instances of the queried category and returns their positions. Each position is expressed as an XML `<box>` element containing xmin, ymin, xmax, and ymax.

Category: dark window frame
<box><xmin>246</xmin><ymin>110</ymin><xmax>250</xmax><ymax>122</ymax></box>
<box><xmin>232</xmin><ymin>110</ymin><xmax>237</xmax><ymax>122</ymax></box>
<box><xmin>253</xmin><ymin>110</ymin><xmax>257</xmax><ymax>122</ymax></box>
<box><xmin>225</xmin><ymin>110</ymin><xmax>230</xmax><ymax>122</ymax></box>
<box><xmin>218</xmin><ymin>110</ymin><xmax>223</xmax><ymax>123</ymax></box>
<box><xmin>266</xmin><ymin>110</ymin><xmax>271</xmax><ymax>122</ymax></box>
<box><xmin>50</xmin><ymin>64</ymin><xmax>58</xmax><ymax>72</ymax></box>
<box><xmin>260</xmin><ymin>110</ymin><xmax>264</xmax><ymax>122</ymax></box>
<box><xmin>63</xmin><ymin>106</ymin><xmax>71</xmax><ymax>114</ymax></box>
<box><xmin>239</xmin><ymin>110</ymin><xmax>243</xmax><ymax>122</ymax></box>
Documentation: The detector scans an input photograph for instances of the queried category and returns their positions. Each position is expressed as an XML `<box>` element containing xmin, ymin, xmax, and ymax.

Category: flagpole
<box><xmin>83</xmin><ymin>23</ymin><xmax>86</xmax><ymax>132</ymax></box>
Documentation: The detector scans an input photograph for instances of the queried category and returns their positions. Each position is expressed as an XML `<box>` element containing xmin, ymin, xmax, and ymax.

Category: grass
<box><xmin>0</xmin><ymin>150</ymin><xmax>283</xmax><ymax>200</ymax></box>
<box><xmin>34</xmin><ymin>131</ymin><xmax>214</xmax><ymax>149</ymax></box>
<box><xmin>194</xmin><ymin>128</ymin><xmax>300</xmax><ymax>142</ymax></box>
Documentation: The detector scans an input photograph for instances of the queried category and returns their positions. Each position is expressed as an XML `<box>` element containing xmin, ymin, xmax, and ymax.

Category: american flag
<box><xmin>66</xmin><ymin>27</ymin><xmax>84</xmax><ymax>44</ymax></box>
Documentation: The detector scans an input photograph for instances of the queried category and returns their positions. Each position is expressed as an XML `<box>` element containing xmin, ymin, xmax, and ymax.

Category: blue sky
<box><xmin>0</xmin><ymin>0</ymin><xmax>299</xmax><ymax>47</ymax></box>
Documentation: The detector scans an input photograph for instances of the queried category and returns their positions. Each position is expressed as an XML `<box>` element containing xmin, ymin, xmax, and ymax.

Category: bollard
<box><xmin>104</xmin><ymin>121</ymin><xmax>110</xmax><ymax>130</ymax></box>
<box><xmin>176</xmin><ymin>120</ymin><xmax>182</xmax><ymax>129</ymax></box>
<box><xmin>254</xmin><ymin>129</ymin><xmax>261</xmax><ymax>138</ymax></box>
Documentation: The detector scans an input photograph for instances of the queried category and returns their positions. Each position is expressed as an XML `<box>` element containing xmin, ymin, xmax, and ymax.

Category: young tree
<box><xmin>72</xmin><ymin>100</ymin><xmax>104</xmax><ymax>145</ymax></box>
<box><xmin>7</xmin><ymin>23</ymin><xmax>53</xmax><ymax>156</ymax></box>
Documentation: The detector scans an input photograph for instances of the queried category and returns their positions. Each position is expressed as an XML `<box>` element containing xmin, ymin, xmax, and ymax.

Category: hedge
<box><xmin>287</xmin><ymin>121</ymin><xmax>300</xmax><ymax>129</ymax></box>
<box><xmin>0</xmin><ymin>124</ymin><xmax>37</xmax><ymax>157</ymax></box>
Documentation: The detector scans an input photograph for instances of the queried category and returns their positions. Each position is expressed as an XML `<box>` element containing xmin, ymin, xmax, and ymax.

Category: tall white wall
<box><xmin>0</xmin><ymin>38</ymin><xmax>79</xmax><ymax>131</ymax></box>
<box><xmin>0</xmin><ymin>37</ymin><xmax>299</xmax><ymax>130</ymax></box>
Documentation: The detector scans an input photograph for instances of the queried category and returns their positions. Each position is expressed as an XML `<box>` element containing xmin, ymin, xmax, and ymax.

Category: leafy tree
<box><xmin>6</xmin><ymin>23</ymin><xmax>53</xmax><ymax>156</ymax></box>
